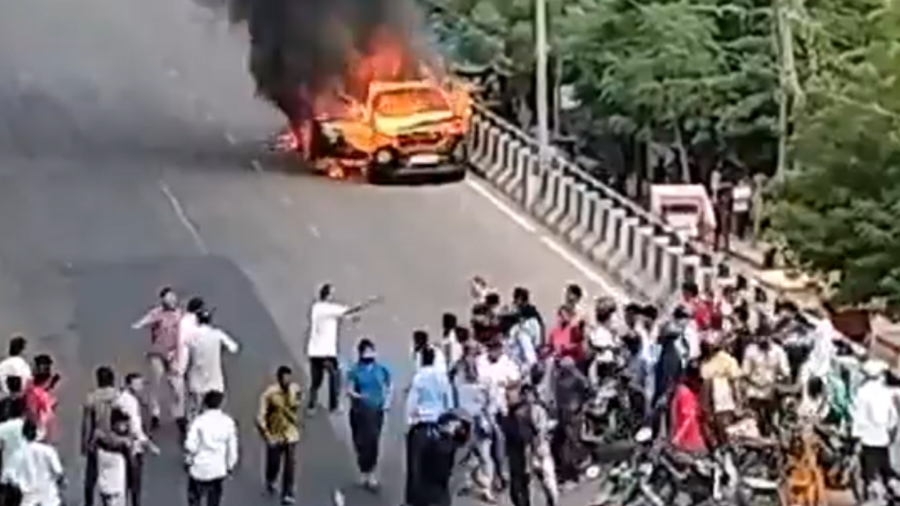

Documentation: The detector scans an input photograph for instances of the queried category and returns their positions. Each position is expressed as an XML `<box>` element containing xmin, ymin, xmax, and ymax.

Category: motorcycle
<box><xmin>592</xmin><ymin>428</ymin><xmax>667</xmax><ymax>506</ymax></box>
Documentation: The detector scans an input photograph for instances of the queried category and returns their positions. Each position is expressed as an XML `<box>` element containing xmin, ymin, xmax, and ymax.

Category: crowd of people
<box><xmin>0</xmin><ymin>275</ymin><xmax>896</xmax><ymax>506</ymax></box>
<box><xmin>319</xmin><ymin>276</ymin><xmax>897</xmax><ymax>506</ymax></box>
<box><xmin>0</xmin><ymin>288</ymin><xmax>265</xmax><ymax>506</ymax></box>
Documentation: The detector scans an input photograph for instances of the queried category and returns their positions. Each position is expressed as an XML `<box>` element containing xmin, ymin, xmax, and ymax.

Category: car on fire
<box><xmin>309</xmin><ymin>79</ymin><xmax>472</xmax><ymax>182</ymax></box>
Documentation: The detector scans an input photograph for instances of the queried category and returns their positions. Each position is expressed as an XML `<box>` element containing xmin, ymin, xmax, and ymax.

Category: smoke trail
<box><xmin>200</xmin><ymin>0</ymin><xmax>437</xmax><ymax>124</ymax></box>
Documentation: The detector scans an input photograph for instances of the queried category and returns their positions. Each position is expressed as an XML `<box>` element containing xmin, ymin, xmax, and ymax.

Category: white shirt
<box><xmin>0</xmin><ymin>356</ymin><xmax>32</xmax><ymax>395</ymax></box>
<box><xmin>801</xmin><ymin>319</ymin><xmax>836</xmax><ymax>384</ymax></box>
<box><xmin>852</xmin><ymin>379</ymin><xmax>898</xmax><ymax>447</ymax></box>
<box><xmin>116</xmin><ymin>390</ymin><xmax>148</xmax><ymax>445</ymax></box>
<box><xmin>476</xmin><ymin>354</ymin><xmax>521</xmax><ymax>414</ymax></box>
<box><xmin>185</xmin><ymin>409</ymin><xmax>239</xmax><ymax>481</ymax></box>
<box><xmin>307</xmin><ymin>301</ymin><xmax>349</xmax><ymax>358</ymax></box>
<box><xmin>177</xmin><ymin>313</ymin><xmax>199</xmax><ymax>375</ymax></box>
<box><xmin>589</xmin><ymin>325</ymin><xmax>618</xmax><ymax>363</ymax></box>
<box><xmin>442</xmin><ymin>331</ymin><xmax>464</xmax><ymax>368</ymax></box>
<box><xmin>185</xmin><ymin>325</ymin><xmax>239</xmax><ymax>394</ymax></box>
<box><xmin>0</xmin><ymin>418</ymin><xmax>25</xmax><ymax>483</ymax></box>
<box><xmin>732</xmin><ymin>184</ymin><xmax>752</xmax><ymax>212</ymax></box>
<box><xmin>5</xmin><ymin>441</ymin><xmax>63</xmax><ymax>506</ymax></box>
<box><xmin>97</xmin><ymin>447</ymin><xmax>127</xmax><ymax>496</ymax></box>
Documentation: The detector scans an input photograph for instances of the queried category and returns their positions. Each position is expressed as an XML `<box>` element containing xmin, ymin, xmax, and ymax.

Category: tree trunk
<box><xmin>673</xmin><ymin>121</ymin><xmax>691</xmax><ymax>183</ymax></box>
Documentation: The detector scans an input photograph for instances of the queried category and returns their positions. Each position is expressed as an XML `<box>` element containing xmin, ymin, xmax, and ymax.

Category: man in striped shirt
<box><xmin>132</xmin><ymin>287</ymin><xmax>184</xmax><ymax>431</ymax></box>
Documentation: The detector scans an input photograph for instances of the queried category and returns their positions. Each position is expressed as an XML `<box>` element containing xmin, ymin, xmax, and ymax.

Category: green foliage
<box><xmin>769</xmin><ymin>0</ymin><xmax>900</xmax><ymax>308</ymax></box>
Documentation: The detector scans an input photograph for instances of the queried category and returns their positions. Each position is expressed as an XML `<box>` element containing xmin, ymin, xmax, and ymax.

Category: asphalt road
<box><xmin>0</xmin><ymin>0</ymin><xmax>627</xmax><ymax>505</ymax></box>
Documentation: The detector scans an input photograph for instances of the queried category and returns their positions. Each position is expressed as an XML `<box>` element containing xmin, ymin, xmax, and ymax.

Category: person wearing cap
<box><xmin>184</xmin><ymin>309</ymin><xmax>239</xmax><ymax>422</ymax></box>
<box><xmin>346</xmin><ymin>339</ymin><xmax>392</xmax><ymax>489</ymax></box>
<box><xmin>851</xmin><ymin>359</ymin><xmax>898</xmax><ymax>498</ymax></box>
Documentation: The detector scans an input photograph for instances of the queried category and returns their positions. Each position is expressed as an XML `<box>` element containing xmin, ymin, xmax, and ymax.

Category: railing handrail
<box><xmin>473</xmin><ymin>104</ymin><xmax>708</xmax><ymax>254</ymax></box>
<box><xmin>473</xmin><ymin>103</ymin><xmax>778</xmax><ymax>289</ymax></box>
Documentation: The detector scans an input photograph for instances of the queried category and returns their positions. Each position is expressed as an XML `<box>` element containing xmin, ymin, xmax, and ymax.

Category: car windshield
<box><xmin>372</xmin><ymin>87</ymin><xmax>450</xmax><ymax>118</ymax></box>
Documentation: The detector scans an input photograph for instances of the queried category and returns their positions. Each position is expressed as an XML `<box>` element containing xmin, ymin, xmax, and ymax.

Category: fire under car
<box><xmin>307</xmin><ymin>80</ymin><xmax>472</xmax><ymax>182</ymax></box>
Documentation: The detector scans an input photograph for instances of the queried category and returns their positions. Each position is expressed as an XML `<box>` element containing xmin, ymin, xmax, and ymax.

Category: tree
<box><xmin>558</xmin><ymin>0</ymin><xmax>777</xmax><ymax>182</ymax></box>
<box><xmin>769</xmin><ymin>0</ymin><xmax>900</xmax><ymax>309</ymax></box>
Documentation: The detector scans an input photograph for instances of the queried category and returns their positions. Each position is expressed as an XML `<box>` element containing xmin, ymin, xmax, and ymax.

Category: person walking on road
<box><xmin>0</xmin><ymin>397</ymin><xmax>28</xmax><ymax>503</ymax></box>
<box><xmin>405</xmin><ymin>346</ymin><xmax>453</xmax><ymax>506</ymax></box>
<box><xmin>0</xmin><ymin>336</ymin><xmax>31</xmax><ymax>397</ymax></box>
<box><xmin>306</xmin><ymin>283</ymin><xmax>380</xmax><ymax>414</ymax></box>
<box><xmin>81</xmin><ymin>366</ymin><xmax>119</xmax><ymax>506</ymax></box>
<box><xmin>185</xmin><ymin>391</ymin><xmax>238</xmax><ymax>506</ymax></box>
<box><xmin>116</xmin><ymin>372</ymin><xmax>159</xmax><ymax>506</ymax></box>
<box><xmin>4</xmin><ymin>419</ymin><xmax>64</xmax><ymax>506</ymax></box>
<box><xmin>346</xmin><ymin>339</ymin><xmax>392</xmax><ymax>490</ymax></box>
<box><xmin>132</xmin><ymin>287</ymin><xmax>185</xmax><ymax>432</ymax></box>
<box><xmin>257</xmin><ymin>366</ymin><xmax>302</xmax><ymax>504</ymax></box>
<box><xmin>184</xmin><ymin>309</ymin><xmax>239</xmax><ymax>421</ymax></box>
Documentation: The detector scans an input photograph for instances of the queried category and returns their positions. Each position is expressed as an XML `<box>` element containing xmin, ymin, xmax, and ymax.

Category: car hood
<box><xmin>373</xmin><ymin>110</ymin><xmax>456</xmax><ymax>135</ymax></box>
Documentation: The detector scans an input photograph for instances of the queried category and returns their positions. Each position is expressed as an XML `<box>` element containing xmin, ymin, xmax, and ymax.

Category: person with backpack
<box><xmin>81</xmin><ymin>366</ymin><xmax>119</xmax><ymax>506</ymax></box>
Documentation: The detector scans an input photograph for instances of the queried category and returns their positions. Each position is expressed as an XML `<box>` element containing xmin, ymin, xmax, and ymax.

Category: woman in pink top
<box><xmin>670</xmin><ymin>364</ymin><xmax>708</xmax><ymax>453</ymax></box>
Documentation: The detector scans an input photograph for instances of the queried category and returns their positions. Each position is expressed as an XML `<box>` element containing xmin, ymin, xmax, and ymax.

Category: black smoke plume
<box><xmin>201</xmin><ymin>0</ymin><xmax>436</xmax><ymax>126</ymax></box>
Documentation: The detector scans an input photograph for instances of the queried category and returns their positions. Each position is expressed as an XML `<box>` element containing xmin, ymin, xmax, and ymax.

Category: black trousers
<box><xmin>747</xmin><ymin>397</ymin><xmax>778</xmax><ymax>437</ymax></box>
<box><xmin>128</xmin><ymin>453</ymin><xmax>144</xmax><ymax>506</ymax></box>
<box><xmin>861</xmin><ymin>445</ymin><xmax>893</xmax><ymax>494</ymax></box>
<box><xmin>506</xmin><ymin>442</ymin><xmax>531</xmax><ymax>506</ymax></box>
<box><xmin>308</xmin><ymin>357</ymin><xmax>340</xmax><ymax>411</ymax></box>
<box><xmin>0</xmin><ymin>482</ymin><xmax>22</xmax><ymax>506</ymax></box>
<box><xmin>84</xmin><ymin>451</ymin><xmax>99</xmax><ymax>506</ymax></box>
<box><xmin>187</xmin><ymin>477</ymin><xmax>224</xmax><ymax>506</ymax></box>
<box><xmin>405</xmin><ymin>422</ymin><xmax>436</xmax><ymax>506</ymax></box>
<box><xmin>349</xmin><ymin>404</ymin><xmax>385</xmax><ymax>473</ymax></box>
<box><xmin>265</xmin><ymin>442</ymin><xmax>297</xmax><ymax>497</ymax></box>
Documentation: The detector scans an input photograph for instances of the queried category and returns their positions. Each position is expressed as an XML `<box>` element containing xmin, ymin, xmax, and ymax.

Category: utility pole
<box><xmin>534</xmin><ymin>0</ymin><xmax>550</xmax><ymax>210</ymax></box>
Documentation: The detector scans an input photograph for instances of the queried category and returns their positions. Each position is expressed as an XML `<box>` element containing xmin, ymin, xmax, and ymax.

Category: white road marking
<box><xmin>167</xmin><ymin>69</ymin><xmax>180</xmax><ymax>79</ymax></box>
<box><xmin>464</xmin><ymin>178</ymin><xmax>536</xmax><ymax>232</ymax></box>
<box><xmin>204</xmin><ymin>113</ymin><xmax>215</xmax><ymax>123</ymax></box>
<box><xmin>250</xmin><ymin>159</ymin><xmax>264</xmax><ymax>173</ymax></box>
<box><xmin>308</xmin><ymin>225</ymin><xmax>321</xmax><ymax>238</ymax></box>
<box><xmin>159</xmin><ymin>182</ymin><xmax>209</xmax><ymax>255</ymax></box>
<box><xmin>464</xmin><ymin>178</ymin><xmax>628</xmax><ymax>300</ymax></box>
<box><xmin>281</xmin><ymin>195</ymin><xmax>293</xmax><ymax>206</ymax></box>
<box><xmin>224</xmin><ymin>133</ymin><xmax>236</xmax><ymax>145</ymax></box>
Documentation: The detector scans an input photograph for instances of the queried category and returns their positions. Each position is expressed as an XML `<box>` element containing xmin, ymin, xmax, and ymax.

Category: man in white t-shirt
<box><xmin>0</xmin><ymin>336</ymin><xmax>31</xmax><ymax>396</ymax></box>
<box><xmin>307</xmin><ymin>284</ymin><xmax>380</xmax><ymax>413</ymax></box>
<box><xmin>5</xmin><ymin>419</ymin><xmax>64</xmax><ymax>506</ymax></box>
<box><xmin>184</xmin><ymin>310</ymin><xmax>239</xmax><ymax>421</ymax></box>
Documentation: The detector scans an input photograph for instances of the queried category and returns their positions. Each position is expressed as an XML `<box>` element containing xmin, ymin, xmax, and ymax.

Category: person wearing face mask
<box><xmin>132</xmin><ymin>287</ymin><xmax>184</xmax><ymax>431</ymax></box>
<box><xmin>742</xmin><ymin>333</ymin><xmax>790</xmax><ymax>436</ymax></box>
<box><xmin>346</xmin><ymin>339</ymin><xmax>392</xmax><ymax>490</ymax></box>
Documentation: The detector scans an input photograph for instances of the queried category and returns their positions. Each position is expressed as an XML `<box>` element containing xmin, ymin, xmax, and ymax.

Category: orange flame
<box><xmin>282</xmin><ymin>28</ymin><xmax>471</xmax><ymax>163</ymax></box>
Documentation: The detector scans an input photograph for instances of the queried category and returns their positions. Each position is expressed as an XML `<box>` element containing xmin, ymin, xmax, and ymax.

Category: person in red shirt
<box><xmin>26</xmin><ymin>354</ymin><xmax>59</xmax><ymax>441</ymax></box>
<box><xmin>682</xmin><ymin>282</ymin><xmax>715</xmax><ymax>332</ymax></box>
<box><xmin>549</xmin><ymin>306</ymin><xmax>584</xmax><ymax>363</ymax></box>
<box><xmin>670</xmin><ymin>363</ymin><xmax>708</xmax><ymax>453</ymax></box>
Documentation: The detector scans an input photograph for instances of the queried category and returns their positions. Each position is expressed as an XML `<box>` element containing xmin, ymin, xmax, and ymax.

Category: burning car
<box><xmin>305</xmin><ymin>78</ymin><xmax>471</xmax><ymax>181</ymax></box>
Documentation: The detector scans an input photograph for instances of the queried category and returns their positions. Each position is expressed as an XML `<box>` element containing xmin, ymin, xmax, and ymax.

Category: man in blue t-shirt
<box><xmin>346</xmin><ymin>339</ymin><xmax>392</xmax><ymax>489</ymax></box>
